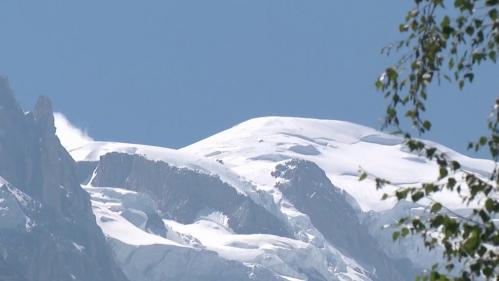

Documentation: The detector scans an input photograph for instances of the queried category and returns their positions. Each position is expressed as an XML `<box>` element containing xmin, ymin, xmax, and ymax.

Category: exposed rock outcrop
<box><xmin>0</xmin><ymin>77</ymin><xmax>128</xmax><ymax>281</ymax></box>
<box><xmin>273</xmin><ymin>159</ymin><xmax>417</xmax><ymax>281</ymax></box>
<box><xmin>90</xmin><ymin>152</ymin><xmax>290</xmax><ymax>237</ymax></box>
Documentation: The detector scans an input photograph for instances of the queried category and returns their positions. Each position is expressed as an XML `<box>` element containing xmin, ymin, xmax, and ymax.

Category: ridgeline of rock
<box><xmin>88</xmin><ymin>152</ymin><xmax>290</xmax><ymax>237</ymax></box>
<box><xmin>0</xmin><ymin>77</ymin><xmax>127</xmax><ymax>281</ymax></box>
<box><xmin>273</xmin><ymin>160</ymin><xmax>417</xmax><ymax>281</ymax></box>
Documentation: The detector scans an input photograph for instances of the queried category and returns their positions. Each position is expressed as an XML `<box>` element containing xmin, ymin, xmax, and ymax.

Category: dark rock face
<box><xmin>75</xmin><ymin>161</ymin><xmax>99</xmax><ymax>185</ymax></box>
<box><xmin>0</xmin><ymin>77</ymin><xmax>127</xmax><ymax>281</ymax></box>
<box><xmin>0</xmin><ymin>256</ymin><xmax>29</xmax><ymax>281</ymax></box>
<box><xmin>90</xmin><ymin>152</ymin><xmax>290</xmax><ymax>237</ymax></box>
<box><xmin>145</xmin><ymin>212</ymin><xmax>168</xmax><ymax>238</ymax></box>
<box><xmin>273</xmin><ymin>159</ymin><xmax>416</xmax><ymax>281</ymax></box>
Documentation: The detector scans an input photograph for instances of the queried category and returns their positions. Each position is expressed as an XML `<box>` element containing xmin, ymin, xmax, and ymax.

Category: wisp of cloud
<box><xmin>54</xmin><ymin>112</ymin><xmax>93</xmax><ymax>151</ymax></box>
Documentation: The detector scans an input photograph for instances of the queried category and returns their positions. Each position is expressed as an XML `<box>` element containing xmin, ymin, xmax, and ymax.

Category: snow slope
<box><xmin>182</xmin><ymin>116</ymin><xmax>494</xmax><ymax>211</ymax></box>
<box><xmin>55</xmin><ymin>115</ymin><xmax>495</xmax><ymax>281</ymax></box>
<box><xmin>85</xmin><ymin>186</ymin><xmax>182</xmax><ymax>247</ymax></box>
<box><xmin>84</xmin><ymin>184</ymin><xmax>372</xmax><ymax>281</ymax></box>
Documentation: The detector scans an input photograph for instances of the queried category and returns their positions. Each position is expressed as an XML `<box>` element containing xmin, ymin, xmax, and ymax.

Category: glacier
<box><xmin>50</xmin><ymin>114</ymin><xmax>494</xmax><ymax>281</ymax></box>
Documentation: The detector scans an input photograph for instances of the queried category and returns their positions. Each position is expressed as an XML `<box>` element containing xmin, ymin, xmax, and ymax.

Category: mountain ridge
<box><xmin>0</xmin><ymin>77</ymin><xmax>128</xmax><ymax>281</ymax></box>
<box><xmin>0</xmin><ymin>89</ymin><xmax>485</xmax><ymax>281</ymax></box>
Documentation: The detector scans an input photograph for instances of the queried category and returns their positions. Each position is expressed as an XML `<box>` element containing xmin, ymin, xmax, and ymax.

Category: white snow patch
<box><xmin>84</xmin><ymin>186</ymin><xmax>183</xmax><ymax>247</ymax></box>
<box><xmin>182</xmin><ymin>116</ymin><xmax>495</xmax><ymax>212</ymax></box>
<box><xmin>279</xmin><ymin>275</ymin><xmax>305</xmax><ymax>281</ymax></box>
<box><xmin>25</xmin><ymin>216</ymin><xmax>36</xmax><ymax>232</ymax></box>
<box><xmin>165</xmin><ymin>218</ymin><xmax>370</xmax><ymax>281</ymax></box>
<box><xmin>72</xmin><ymin>242</ymin><xmax>85</xmax><ymax>252</ymax></box>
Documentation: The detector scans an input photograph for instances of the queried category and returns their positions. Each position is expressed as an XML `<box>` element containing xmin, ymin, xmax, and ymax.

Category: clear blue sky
<box><xmin>0</xmin><ymin>1</ymin><xmax>497</xmax><ymax>157</ymax></box>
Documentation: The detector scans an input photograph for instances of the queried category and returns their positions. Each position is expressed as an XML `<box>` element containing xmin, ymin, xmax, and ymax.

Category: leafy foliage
<box><xmin>365</xmin><ymin>0</ymin><xmax>499</xmax><ymax>280</ymax></box>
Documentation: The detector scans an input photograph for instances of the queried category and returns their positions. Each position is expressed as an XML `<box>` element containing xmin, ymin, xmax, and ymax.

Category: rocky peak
<box><xmin>273</xmin><ymin>159</ymin><xmax>416</xmax><ymax>281</ymax></box>
<box><xmin>0</xmin><ymin>77</ymin><xmax>33</xmax><ymax>190</ymax></box>
<box><xmin>0</xmin><ymin>82</ymin><xmax>129</xmax><ymax>281</ymax></box>
<box><xmin>0</xmin><ymin>76</ymin><xmax>22</xmax><ymax>114</ymax></box>
<box><xmin>32</xmin><ymin>95</ymin><xmax>56</xmax><ymax>135</ymax></box>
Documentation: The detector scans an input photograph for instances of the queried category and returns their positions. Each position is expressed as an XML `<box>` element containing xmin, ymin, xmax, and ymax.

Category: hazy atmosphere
<box><xmin>1</xmin><ymin>1</ymin><xmax>496</xmax><ymax>156</ymax></box>
<box><xmin>0</xmin><ymin>1</ymin><xmax>497</xmax><ymax>281</ymax></box>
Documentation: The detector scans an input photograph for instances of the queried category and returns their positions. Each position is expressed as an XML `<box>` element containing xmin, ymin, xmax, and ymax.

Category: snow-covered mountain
<box><xmin>53</xmin><ymin>113</ymin><xmax>492</xmax><ymax>281</ymax></box>
<box><xmin>1</xmin><ymin>76</ymin><xmax>493</xmax><ymax>281</ymax></box>
<box><xmin>182</xmin><ymin>117</ymin><xmax>492</xmax><ymax>212</ymax></box>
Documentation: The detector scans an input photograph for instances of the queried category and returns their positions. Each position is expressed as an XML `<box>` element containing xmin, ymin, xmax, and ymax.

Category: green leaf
<box><xmin>464</xmin><ymin>73</ymin><xmax>474</xmax><ymax>82</ymax></box>
<box><xmin>412</xmin><ymin>219</ymin><xmax>425</xmax><ymax>232</ymax></box>
<box><xmin>426</xmin><ymin>147</ymin><xmax>437</xmax><ymax>158</ymax></box>
<box><xmin>411</xmin><ymin>191</ymin><xmax>424</xmax><ymax>202</ymax></box>
<box><xmin>489</xmin><ymin>8</ymin><xmax>498</xmax><ymax>20</ymax></box>
<box><xmin>424</xmin><ymin>183</ymin><xmax>438</xmax><ymax>194</ymax></box>
<box><xmin>439</xmin><ymin>167</ymin><xmax>448</xmax><ymax>179</ymax></box>
<box><xmin>392</xmin><ymin>231</ymin><xmax>400</xmax><ymax>241</ymax></box>
<box><xmin>431</xmin><ymin>215</ymin><xmax>444</xmax><ymax>227</ymax></box>
<box><xmin>450</xmin><ymin>161</ymin><xmax>461</xmax><ymax>171</ymax></box>
<box><xmin>385</xmin><ymin>67</ymin><xmax>398</xmax><ymax>81</ymax></box>
<box><xmin>387</xmin><ymin>107</ymin><xmax>397</xmax><ymax>118</ymax></box>
<box><xmin>396</xmin><ymin>189</ymin><xmax>410</xmax><ymax>200</ymax></box>
<box><xmin>359</xmin><ymin>171</ymin><xmax>368</xmax><ymax>181</ymax></box>
<box><xmin>479</xmin><ymin>210</ymin><xmax>490</xmax><ymax>222</ymax></box>
<box><xmin>483</xmin><ymin>266</ymin><xmax>493</xmax><ymax>277</ymax></box>
<box><xmin>423</xmin><ymin>120</ymin><xmax>432</xmax><ymax>131</ymax></box>
<box><xmin>446</xmin><ymin>177</ymin><xmax>457</xmax><ymax>189</ymax></box>
<box><xmin>465</xmin><ymin>25</ymin><xmax>474</xmax><ymax>36</ymax></box>
<box><xmin>441</xmin><ymin>15</ymin><xmax>450</xmax><ymax>27</ymax></box>
<box><xmin>459</xmin><ymin>79</ymin><xmax>465</xmax><ymax>89</ymax></box>
<box><xmin>472</xmin><ymin>52</ymin><xmax>486</xmax><ymax>64</ymax></box>
<box><xmin>431</xmin><ymin>202</ymin><xmax>443</xmax><ymax>213</ymax></box>
<box><xmin>463</xmin><ymin>235</ymin><xmax>479</xmax><ymax>253</ymax></box>
<box><xmin>484</xmin><ymin>198</ymin><xmax>496</xmax><ymax>212</ymax></box>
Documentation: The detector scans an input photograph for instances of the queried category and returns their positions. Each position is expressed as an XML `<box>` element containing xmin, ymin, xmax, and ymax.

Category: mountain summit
<box><xmin>1</xmin><ymin>83</ymin><xmax>491</xmax><ymax>281</ymax></box>
<box><xmin>54</xmin><ymin>114</ymin><xmax>490</xmax><ymax>281</ymax></box>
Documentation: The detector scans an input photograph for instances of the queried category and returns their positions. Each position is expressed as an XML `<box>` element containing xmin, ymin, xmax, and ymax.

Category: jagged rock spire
<box><xmin>32</xmin><ymin>95</ymin><xmax>56</xmax><ymax>135</ymax></box>
<box><xmin>0</xmin><ymin>76</ymin><xmax>22</xmax><ymax>113</ymax></box>
<box><xmin>0</xmin><ymin>78</ymin><xmax>129</xmax><ymax>281</ymax></box>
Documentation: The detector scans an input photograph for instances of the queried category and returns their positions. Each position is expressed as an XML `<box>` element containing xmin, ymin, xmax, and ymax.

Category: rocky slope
<box><xmin>0</xmin><ymin>77</ymin><xmax>127</xmax><ymax>281</ymax></box>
